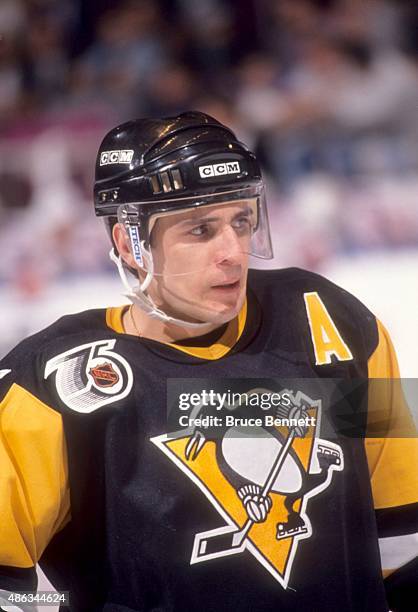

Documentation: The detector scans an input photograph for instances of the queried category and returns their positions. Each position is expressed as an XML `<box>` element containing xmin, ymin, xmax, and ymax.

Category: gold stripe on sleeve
<box><xmin>0</xmin><ymin>384</ymin><xmax>70</xmax><ymax>567</ymax></box>
<box><xmin>366</xmin><ymin>320</ymin><xmax>418</xmax><ymax>509</ymax></box>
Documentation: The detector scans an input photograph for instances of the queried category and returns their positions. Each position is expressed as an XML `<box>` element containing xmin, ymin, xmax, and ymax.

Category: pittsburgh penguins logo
<box><xmin>151</xmin><ymin>389</ymin><xmax>344</xmax><ymax>588</ymax></box>
<box><xmin>44</xmin><ymin>339</ymin><xmax>133</xmax><ymax>413</ymax></box>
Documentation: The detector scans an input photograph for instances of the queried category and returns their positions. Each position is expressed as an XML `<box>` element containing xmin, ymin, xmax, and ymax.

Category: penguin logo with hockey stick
<box><xmin>151</xmin><ymin>389</ymin><xmax>344</xmax><ymax>588</ymax></box>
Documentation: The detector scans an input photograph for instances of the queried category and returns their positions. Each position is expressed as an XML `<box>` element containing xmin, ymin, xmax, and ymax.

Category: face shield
<box><xmin>116</xmin><ymin>182</ymin><xmax>273</xmax><ymax>279</ymax></box>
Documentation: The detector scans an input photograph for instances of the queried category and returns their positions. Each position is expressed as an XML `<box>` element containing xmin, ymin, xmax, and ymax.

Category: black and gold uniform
<box><xmin>0</xmin><ymin>268</ymin><xmax>417</xmax><ymax>612</ymax></box>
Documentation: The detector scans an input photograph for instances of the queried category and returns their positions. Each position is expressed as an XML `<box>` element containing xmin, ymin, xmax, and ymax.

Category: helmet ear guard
<box><xmin>94</xmin><ymin>111</ymin><xmax>274</xmax><ymax>327</ymax></box>
<box><xmin>104</xmin><ymin>216</ymin><xmax>141</xmax><ymax>281</ymax></box>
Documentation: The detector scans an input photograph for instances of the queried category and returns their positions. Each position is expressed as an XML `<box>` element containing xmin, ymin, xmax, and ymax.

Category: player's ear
<box><xmin>112</xmin><ymin>223</ymin><xmax>136</xmax><ymax>269</ymax></box>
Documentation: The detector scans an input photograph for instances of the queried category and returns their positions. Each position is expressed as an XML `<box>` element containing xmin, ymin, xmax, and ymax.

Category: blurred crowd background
<box><xmin>0</xmin><ymin>0</ymin><xmax>418</xmax><ymax>375</ymax></box>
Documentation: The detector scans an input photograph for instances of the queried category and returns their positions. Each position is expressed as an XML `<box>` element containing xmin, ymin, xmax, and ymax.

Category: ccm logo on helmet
<box><xmin>100</xmin><ymin>150</ymin><xmax>134</xmax><ymax>166</ymax></box>
<box><xmin>199</xmin><ymin>161</ymin><xmax>241</xmax><ymax>178</ymax></box>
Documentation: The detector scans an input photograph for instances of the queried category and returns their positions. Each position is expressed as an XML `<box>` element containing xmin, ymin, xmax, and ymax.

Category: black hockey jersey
<box><xmin>0</xmin><ymin>268</ymin><xmax>417</xmax><ymax>612</ymax></box>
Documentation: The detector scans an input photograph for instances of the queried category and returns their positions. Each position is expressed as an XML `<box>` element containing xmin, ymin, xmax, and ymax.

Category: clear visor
<box><xmin>116</xmin><ymin>184</ymin><xmax>273</xmax><ymax>278</ymax></box>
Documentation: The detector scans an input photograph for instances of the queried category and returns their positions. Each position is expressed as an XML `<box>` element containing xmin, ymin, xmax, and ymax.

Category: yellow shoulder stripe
<box><xmin>368</xmin><ymin>319</ymin><xmax>400</xmax><ymax>379</ymax></box>
<box><xmin>366</xmin><ymin>319</ymin><xmax>418</xmax><ymax>509</ymax></box>
<box><xmin>0</xmin><ymin>383</ymin><xmax>70</xmax><ymax>567</ymax></box>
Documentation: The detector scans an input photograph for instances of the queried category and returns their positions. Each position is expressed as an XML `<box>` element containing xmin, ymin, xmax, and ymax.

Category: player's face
<box><xmin>147</xmin><ymin>202</ymin><xmax>252</xmax><ymax>325</ymax></box>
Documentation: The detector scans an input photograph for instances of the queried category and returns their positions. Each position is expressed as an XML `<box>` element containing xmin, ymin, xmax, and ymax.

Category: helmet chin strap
<box><xmin>109</xmin><ymin>249</ymin><xmax>212</xmax><ymax>329</ymax></box>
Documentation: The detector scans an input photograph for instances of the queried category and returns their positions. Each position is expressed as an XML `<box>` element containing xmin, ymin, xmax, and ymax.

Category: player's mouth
<box><xmin>211</xmin><ymin>279</ymin><xmax>241</xmax><ymax>293</ymax></box>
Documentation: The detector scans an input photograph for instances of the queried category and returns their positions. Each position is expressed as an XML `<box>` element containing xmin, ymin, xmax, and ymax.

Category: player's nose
<box><xmin>213</xmin><ymin>225</ymin><xmax>247</xmax><ymax>266</ymax></box>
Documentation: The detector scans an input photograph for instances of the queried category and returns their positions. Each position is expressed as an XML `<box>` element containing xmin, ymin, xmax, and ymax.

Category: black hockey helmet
<box><xmin>94</xmin><ymin>111</ymin><xmax>273</xmax><ymax>270</ymax></box>
<box><xmin>94</xmin><ymin>111</ymin><xmax>263</xmax><ymax>230</ymax></box>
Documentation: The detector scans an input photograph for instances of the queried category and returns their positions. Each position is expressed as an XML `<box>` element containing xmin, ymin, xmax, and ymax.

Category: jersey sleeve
<box><xmin>365</xmin><ymin>320</ymin><xmax>418</xmax><ymax>610</ymax></box>
<box><xmin>0</xmin><ymin>355</ymin><xmax>70</xmax><ymax>594</ymax></box>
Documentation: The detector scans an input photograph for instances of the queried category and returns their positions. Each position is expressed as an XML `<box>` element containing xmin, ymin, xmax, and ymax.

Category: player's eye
<box><xmin>232</xmin><ymin>216</ymin><xmax>252</xmax><ymax>232</ymax></box>
<box><xmin>190</xmin><ymin>224</ymin><xmax>210</xmax><ymax>237</ymax></box>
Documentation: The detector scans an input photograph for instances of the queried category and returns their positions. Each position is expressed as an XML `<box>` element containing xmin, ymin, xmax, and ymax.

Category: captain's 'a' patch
<box><xmin>304</xmin><ymin>292</ymin><xmax>354</xmax><ymax>365</ymax></box>
<box><xmin>151</xmin><ymin>390</ymin><xmax>344</xmax><ymax>588</ymax></box>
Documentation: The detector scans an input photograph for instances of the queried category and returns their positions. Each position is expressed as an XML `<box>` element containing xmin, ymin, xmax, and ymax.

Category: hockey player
<box><xmin>0</xmin><ymin>112</ymin><xmax>417</xmax><ymax>612</ymax></box>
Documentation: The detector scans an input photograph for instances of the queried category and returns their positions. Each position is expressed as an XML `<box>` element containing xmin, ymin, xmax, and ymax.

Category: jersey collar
<box><xmin>105</xmin><ymin>299</ymin><xmax>247</xmax><ymax>360</ymax></box>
